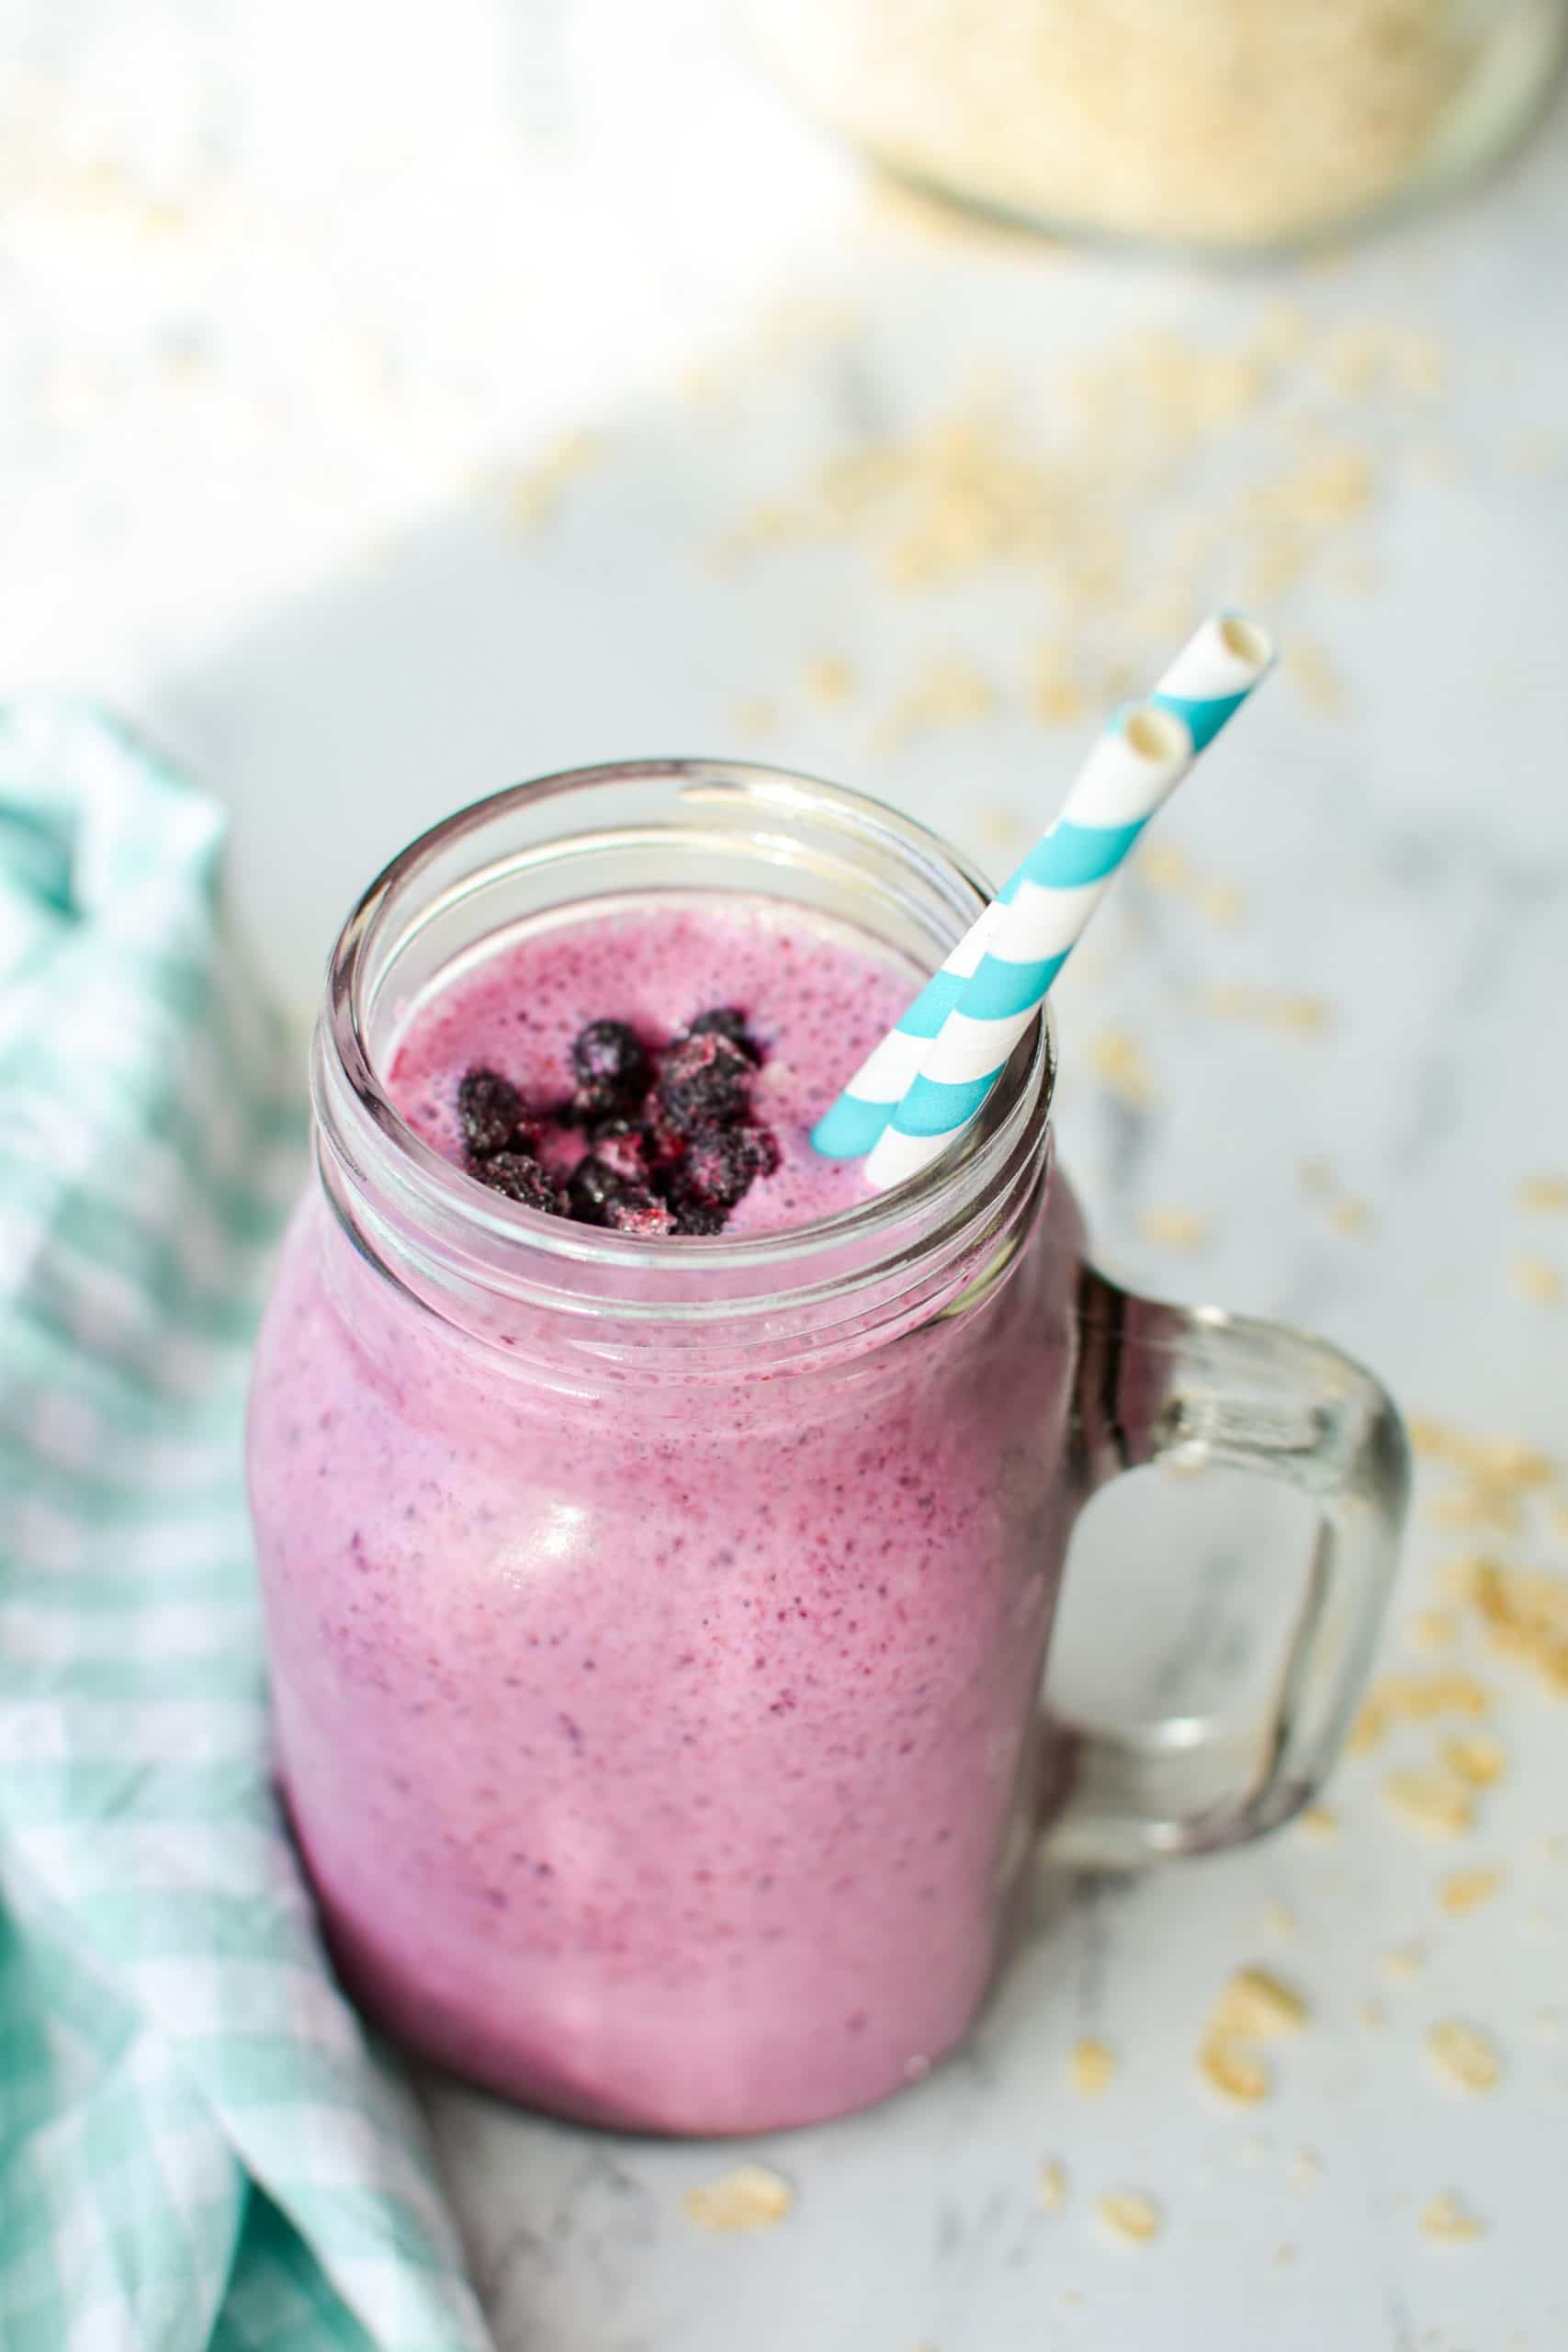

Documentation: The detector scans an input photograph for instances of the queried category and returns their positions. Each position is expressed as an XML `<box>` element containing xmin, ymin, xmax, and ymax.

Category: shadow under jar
<box><xmin>247</xmin><ymin>760</ymin><xmax>1409</xmax><ymax>2136</ymax></box>
<box><xmin>746</xmin><ymin>0</ymin><xmax>1568</xmax><ymax>252</ymax></box>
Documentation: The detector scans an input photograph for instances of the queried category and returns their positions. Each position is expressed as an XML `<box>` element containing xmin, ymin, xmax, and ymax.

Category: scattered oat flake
<box><xmin>875</xmin><ymin>658</ymin><xmax>994</xmax><ymax>750</ymax></box>
<box><xmin>1411</xmin><ymin>1671</ymin><xmax>1495</xmax><ymax>1730</ymax></box>
<box><xmin>1314</xmin><ymin>323</ymin><xmax>1383</xmax><ymax>399</ymax></box>
<box><xmin>1137</xmin><ymin>1207</ymin><xmax>1209</xmax><ymax>1251</ymax></box>
<box><xmin>1201</xmin><ymin>981</ymin><xmax>1331</xmax><ymax>1035</ymax></box>
<box><xmin>1531</xmin><ymin>2007</ymin><xmax>1563</xmax><ymax>2042</ymax></box>
<box><xmin>680</xmin><ymin>296</ymin><xmax>852</xmax><ymax>412</ymax></box>
<box><xmin>1448</xmin><ymin>1740</ymin><xmax>1504</xmax><ymax>1787</ymax></box>
<box><xmin>1287</xmin><ymin>637</ymin><xmax>1346</xmax><ymax>718</ymax></box>
<box><xmin>1381</xmin><ymin>1945</ymin><xmax>1425</xmax><ymax>1984</ymax></box>
<box><xmin>723</xmin><ymin>497</ymin><xmax>799</xmax><ymax>557</ymax></box>
<box><xmin>976</xmin><ymin>802</ymin><xmax>1022</xmax><ymax>850</ymax></box>
<box><xmin>1452</xmin><ymin>1555</ymin><xmax>1568</xmax><ymax>1695</ymax></box>
<box><xmin>803</xmin><ymin>653</ymin><xmax>855</xmax><ymax>706</ymax></box>
<box><xmin>1241</xmin><ymin>447</ymin><xmax>1376</xmax><ymax>603</ymax></box>
<box><xmin>1441</xmin><ymin>1867</ymin><xmax>1503</xmax><ymax>1917</ymax></box>
<box><xmin>1131</xmin><ymin>839</ymin><xmax>1247</xmax><ymax>927</ymax></box>
<box><xmin>1252</xmin><ymin>442</ymin><xmax>1376</xmax><ymax>523</ymax></box>
<box><xmin>1520</xmin><ymin>1173</ymin><xmax>1568</xmax><ymax>1213</ymax></box>
<box><xmin>1408</xmin><ymin>1416</ymin><xmax>1451</xmax><ymax>1456</ymax></box>
<box><xmin>1033</xmin><ymin>641</ymin><xmax>1085</xmax><ymax>725</ymax></box>
<box><xmin>683</xmin><ymin>2165</ymin><xmax>795</xmax><ymax>2233</ymax></box>
<box><xmin>1479</xmin><ymin>1439</ymin><xmax>1552</xmax><ymax>1486</ymax></box>
<box><xmin>1039</xmin><ymin>2158</ymin><xmax>1068</xmax><ymax>2211</ymax></box>
<box><xmin>1273</xmin><ymin>2243</ymin><xmax>1298</xmax><ymax>2267</ymax></box>
<box><xmin>1296</xmin><ymin>1158</ymin><xmax>1373</xmax><ymax>1232</ymax></box>
<box><xmin>1404</xmin><ymin>1609</ymin><xmax>1456</xmax><ymax>1652</ymax></box>
<box><xmin>1407</xmin><ymin>1420</ymin><xmax>1553</xmax><ymax>1485</ymax></box>
<box><xmin>1288</xmin><ymin>2148</ymin><xmax>1324</xmax><ymax>2188</ymax></box>
<box><xmin>1089</xmin><ymin>1032</ymin><xmax>1154</xmax><ymax>1109</ymax></box>
<box><xmin>1318</xmin><ymin>322</ymin><xmax>1445</xmax><ymax>401</ymax></box>
<box><xmin>504</xmin><ymin>429</ymin><xmax>604</xmax><ymax>529</ymax></box>
<box><xmin>1211</xmin><ymin>1967</ymin><xmax>1309</xmax><ymax>2041</ymax></box>
<box><xmin>731</xmin><ymin>697</ymin><xmax>779</xmax><ymax>741</ymax></box>
<box><xmin>1432</xmin><ymin>1486</ymin><xmax>1506</xmax><ymax>1533</ymax></box>
<box><xmin>1420</xmin><ymin>2191</ymin><xmax>1484</xmax><ymax>2245</ymax></box>
<box><xmin>1297</xmin><ymin>1804</ymin><xmax>1338</xmax><ymax>1842</ymax></box>
<box><xmin>1070</xmin><ymin>2037</ymin><xmax>1117</xmax><ymax>2095</ymax></box>
<box><xmin>1385</xmin><ymin>1770</ymin><xmax>1473</xmax><ymax>1840</ymax></box>
<box><xmin>1095</xmin><ymin>2189</ymin><xmax>1162</xmax><ymax>2246</ymax></box>
<box><xmin>1359</xmin><ymin>2000</ymin><xmax>1386</xmax><ymax>2030</ymax></box>
<box><xmin>1263</xmin><ymin>1899</ymin><xmax>1297</xmax><ymax>1939</ymax></box>
<box><xmin>1388</xmin><ymin>331</ymin><xmax>1447</xmax><ymax>400</ymax></box>
<box><xmin>1510</xmin><ymin>1256</ymin><xmax>1562</xmax><ymax>1305</ymax></box>
<box><xmin>1427</xmin><ymin>2020</ymin><xmax>1502</xmax><ymax>2095</ymax></box>
<box><xmin>1199</xmin><ymin>880</ymin><xmax>1247</xmax><ymax>929</ymax></box>
<box><xmin>1141</xmin><ymin>842</ymin><xmax>1193</xmax><ymax>894</ymax></box>
<box><xmin>1199</xmin><ymin>2037</ymin><xmax>1273</xmax><ymax>2104</ymax></box>
<box><xmin>1431</xmin><ymin>1437</ymin><xmax>1556</xmax><ymax>1532</ymax></box>
<box><xmin>1349</xmin><ymin>1670</ymin><xmax>1489</xmax><ymax>1753</ymax></box>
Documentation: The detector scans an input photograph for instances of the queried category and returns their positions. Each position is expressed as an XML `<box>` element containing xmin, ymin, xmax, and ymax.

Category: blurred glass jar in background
<box><xmin>747</xmin><ymin>0</ymin><xmax>1567</xmax><ymax>251</ymax></box>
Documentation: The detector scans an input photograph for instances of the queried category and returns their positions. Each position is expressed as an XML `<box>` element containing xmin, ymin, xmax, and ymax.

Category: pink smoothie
<box><xmin>387</xmin><ymin>898</ymin><xmax>904</xmax><ymax>1236</ymax></box>
<box><xmin>248</xmin><ymin>895</ymin><xmax>1086</xmax><ymax>2133</ymax></box>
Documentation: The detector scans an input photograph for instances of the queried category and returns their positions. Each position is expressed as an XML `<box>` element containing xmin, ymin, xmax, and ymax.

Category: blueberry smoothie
<box><xmin>249</xmin><ymin>895</ymin><xmax>1086</xmax><ymax>2132</ymax></box>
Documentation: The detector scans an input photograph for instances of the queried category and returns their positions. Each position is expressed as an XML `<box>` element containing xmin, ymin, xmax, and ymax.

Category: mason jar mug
<box><xmin>247</xmin><ymin>761</ymin><xmax>1410</xmax><ymax>2134</ymax></box>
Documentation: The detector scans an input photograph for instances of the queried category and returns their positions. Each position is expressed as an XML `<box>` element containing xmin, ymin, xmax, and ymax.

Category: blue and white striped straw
<box><xmin>807</xmin><ymin>896</ymin><xmax>1013</xmax><ymax>1161</ymax></box>
<box><xmin>811</xmin><ymin>615</ymin><xmax>1274</xmax><ymax>1166</ymax></box>
<box><xmin>810</xmin><ymin>612</ymin><xmax>1276</xmax><ymax>1182</ymax></box>
<box><xmin>863</xmin><ymin>700</ymin><xmax>1192</xmax><ymax>1191</ymax></box>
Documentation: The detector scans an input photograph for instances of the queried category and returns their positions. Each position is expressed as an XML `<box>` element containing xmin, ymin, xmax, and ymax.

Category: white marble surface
<box><xmin>7</xmin><ymin>6</ymin><xmax>1568</xmax><ymax>2346</ymax></box>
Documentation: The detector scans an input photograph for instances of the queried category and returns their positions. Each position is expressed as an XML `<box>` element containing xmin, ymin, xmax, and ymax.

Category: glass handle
<box><xmin>1039</xmin><ymin>1265</ymin><xmax>1412</xmax><ymax>1869</ymax></box>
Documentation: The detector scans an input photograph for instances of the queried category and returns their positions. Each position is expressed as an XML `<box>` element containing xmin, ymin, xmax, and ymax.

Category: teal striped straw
<box><xmin>811</xmin><ymin>614</ymin><xmax>1276</xmax><ymax>1172</ymax></box>
<box><xmin>863</xmin><ymin>699</ymin><xmax>1190</xmax><ymax>1191</ymax></box>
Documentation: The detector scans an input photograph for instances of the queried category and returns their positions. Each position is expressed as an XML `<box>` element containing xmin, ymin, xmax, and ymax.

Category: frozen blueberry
<box><xmin>686</xmin><ymin>1006</ymin><xmax>761</xmax><ymax>1065</ymax></box>
<box><xmin>604</xmin><ymin>1187</ymin><xmax>675</xmax><ymax>1238</ymax></box>
<box><xmin>570</xmin><ymin>1020</ymin><xmax>649</xmax><ymax>1120</ymax></box>
<box><xmin>472</xmin><ymin>1151</ymin><xmax>564</xmax><ymax>1216</ymax></box>
<box><xmin>566</xmin><ymin>1154</ymin><xmax>621</xmax><ymax>1227</ymax></box>
<box><xmin>457</xmin><ymin>1067</ymin><xmax>531</xmax><ymax>1159</ymax></box>
<box><xmin>584</xmin><ymin>1118</ymin><xmax>654</xmax><ymax>1187</ymax></box>
<box><xmin>656</xmin><ymin>1031</ymin><xmax>752</xmax><ymax>1133</ymax></box>
<box><xmin>671</xmin><ymin>1199</ymin><xmax>727</xmax><ymax>1237</ymax></box>
<box><xmin>673</xmin><ymin>1122</ymin><xmax>779</xmax><ymax>1212</ymax></box>
<box><xmin>639</xmin><ymin>1114</ymin><xmax>689</xmax><ymax>1175</ymax></box>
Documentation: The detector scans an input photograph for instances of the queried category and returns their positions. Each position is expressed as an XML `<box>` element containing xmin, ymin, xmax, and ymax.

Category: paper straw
<box><xmin>810</xmin><ymin>612</ymin><xmax>1276</xmax><ymax>1162</ymax></box>
<box><xmin>809</xmin><ymin>897</ymin><xmax>1013</xmax><ymax>1160</ymax></box>
<box><xmin>1147</xmin><ymin>611</ymin><xmax>1275</xmax><ymax>748</ymax></box>
<box><xmin>863</xmin><ymin>702</ymin><xmax>1194</xmax><ymax>1192</ymax></box>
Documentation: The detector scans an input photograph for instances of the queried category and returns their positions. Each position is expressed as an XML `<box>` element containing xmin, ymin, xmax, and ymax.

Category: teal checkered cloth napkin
<box><xmin>0</xmin><ymin>704</ymin><xmax>492</xmax><ymax>2351</ymax></box>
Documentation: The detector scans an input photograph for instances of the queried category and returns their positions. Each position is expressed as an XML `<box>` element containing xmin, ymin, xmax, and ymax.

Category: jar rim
<box><xmin>315</xmin><ymin>757</ymin><xmax>1055</xmax><ymax>1327</ymax></box>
